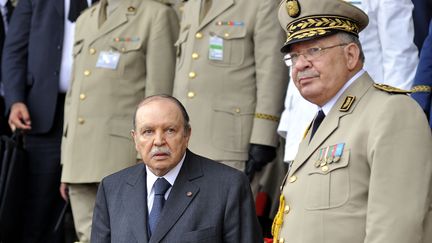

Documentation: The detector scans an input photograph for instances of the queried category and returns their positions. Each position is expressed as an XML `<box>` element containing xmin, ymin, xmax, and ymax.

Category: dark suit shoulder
<box><xmin>187</xmin><ymin>150</ymin><xmax>248</xmax><ymax>182</ymax></box>
<box><xmin>101</xmin><ymin>163</ymin><xmax>144</xmax><ymax>186</ymax></box>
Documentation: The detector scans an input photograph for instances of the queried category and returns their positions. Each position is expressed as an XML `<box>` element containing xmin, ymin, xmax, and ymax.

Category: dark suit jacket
<box><xmin>91</xmin><ymin>150</ymin><xmax>263</xmax><ymax>243</ymax></box>
<box><xmin>1</xmin><ymin>0</ymin><xmax>65</xmax><ymax>134</ymax></box>
<box><xmin>412</xmin><ymin>19</ymin><xmax>432</xmax><ymax>128</ymax></box>
<box><xmin>412</xmin><ymin>0</ymin><xmax>432</xmax><ymax>50</ymax></box>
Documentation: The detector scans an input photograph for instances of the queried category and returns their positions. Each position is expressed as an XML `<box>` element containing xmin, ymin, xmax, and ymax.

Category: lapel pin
<box><xmin>186</xmin><ymin>191</ymin><xmax>193</xmax><ymax>197</ymax></box>
<box><xmin>339</xmin><ymin>95</ymin><xmax>356</xmax><ymax>112</ymax></box>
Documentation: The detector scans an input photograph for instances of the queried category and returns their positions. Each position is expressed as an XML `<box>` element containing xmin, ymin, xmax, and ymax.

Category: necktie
<box><xmin>5</xmin><ymin>0</ymin><xmax>13</xmax><ymax>22</ymax></box>
<box><xmin>148</xmin><ymin>178</ymin><xmax>171</xmax><ymax>236</ymax></box>
<box><xmin>68</xmin><ymin>0</ymin><xmax>93</xmax><ymax>22</ymax></box>
<box><xmin>310</xmin><ymin>109</ymin><xmax>325</xmax><ymax>141</ymax></box>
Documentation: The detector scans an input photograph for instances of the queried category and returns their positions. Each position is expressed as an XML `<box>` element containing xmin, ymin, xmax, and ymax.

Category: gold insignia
<box><xmin>374</xmin><ymin>83</ymin><xmax>411</xmax><ymax>94</ymax></box>
<box><xmin>255</xmin><ymin>113</ymin><xmax>280</xmax><ymax>122</ymax></box>
<box><xmin>411</xmin><ymin>85</ymin><xmax>432</xmax><ymax>93</ymax></box>
<box><xmin>339</xmin><ymin>95</ymin><xmax>356</xmax><ymax>112</ymax></box>
<box><xmin>127</xmin><ymin>6</ymin><xmax>136</xmax><ymax>12</ymax></box>
<box><xmin>286</xmin><ymin>16</ymin><xmax>359</xmax><ymax>44</ymax></box>
<box><xmin>272</xmin><ymin>194</ymin><xmax>285</xmax><ymax>240</ymax></box>
<box><xmin>286</xmin><ymin>0</ymin><xmax>301</xmax><ymax>18</ymax></box>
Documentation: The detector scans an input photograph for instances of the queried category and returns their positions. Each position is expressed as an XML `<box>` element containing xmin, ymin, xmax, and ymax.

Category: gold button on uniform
<box><xmin>195</xmin><ymin>32</ymin><xmax>203</xmax><ymax>39</ymax></box>
<box><xmin>192</xmin><ymin>53</ymin><xmax>199</xmax><ymax>59</ymax></box>
<box><xmin>279</xmin><ymin>238</ymin><xmax>285</xmax><ymax>243</ymax></box>
<box><xmin>89</xmin><ymin>48</ymin><xmax>96</xmax><ymax>55</ymax></box>
<box><xmin>289</xmin><ymin>175</ymin><xmax>297</xmax><ymax>183</ymax></box>
<box><xmin>284</xmin><ymin>205</ymin><xmax>290</xmax><ymax>214</ymax></box>
<box><xmin>235</xmin><ymin>108</ymin><xmax>240</xmax><ymax>113</ymax></box>
<box><xmin>188</xmin><ymin>72</ymin><xmax>196</xmax><ymax>79</ymax></box>
<box><xmin>187</xmin><ymin>91</ymin><xmax>195</xmax><ymax>98</ymax></box>
<box><xmin>79</xmin><ymin>93</ymin><xmax>86</xmax><ymax>100</ymax></box>
<box><xmin>321</xmin><ymin>165</ymin><xmax>329</xmax><ymax>172</ymax></box>
<box><xmin>78</xmin><ymin>117</ymin><xmax>85</xmax><ymax>124</ymax></box>
<box><xmin>84</xmin><ymin>70</ymin><xmax>91</xmax><ymax>76</ymax></box>
<box><xmin>224</xmin><ymin>33</ymin><xmax>230</xmax><ymax>38</ymax></box>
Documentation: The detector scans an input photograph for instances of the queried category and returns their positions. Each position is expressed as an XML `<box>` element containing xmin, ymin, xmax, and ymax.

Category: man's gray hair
<box><xmin>336</xmin><ymin>32</ymin><xmax>365</xmax><ymax>63</ymax></box>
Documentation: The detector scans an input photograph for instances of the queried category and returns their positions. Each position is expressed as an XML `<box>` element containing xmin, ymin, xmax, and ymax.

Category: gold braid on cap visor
<box><xmin>285</xmin><ymin>15</ymin><xmax>360</xmax><ymax>43</ymax></box>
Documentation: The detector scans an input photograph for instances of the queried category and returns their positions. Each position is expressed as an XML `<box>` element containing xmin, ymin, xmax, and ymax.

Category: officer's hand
<box><xmin>60</xmin><ymin>183</ymin><xmax>69</xmax><ymax>202</ymax></box>
<box><xmin>8</xmin><ymin>102</ymin><xmax>31</xmax><ymax>131</ymax></box>
<box><xmin>244</xmin><ymin>144</ymin><xmax>277</xmax><ymax>181</ymax></box>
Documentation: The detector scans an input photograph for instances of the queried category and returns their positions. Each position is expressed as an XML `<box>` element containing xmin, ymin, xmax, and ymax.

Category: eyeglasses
<box><xmin>283</xmin><ymin>43</ymin><xmax>348</xmax><ymax>67</ymax></box>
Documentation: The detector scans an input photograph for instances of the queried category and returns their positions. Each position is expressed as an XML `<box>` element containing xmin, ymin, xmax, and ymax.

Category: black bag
<box><xmin>0</xmin><ymin>130</ymin><xmax>27</xmax><ymax>239</ymax></box>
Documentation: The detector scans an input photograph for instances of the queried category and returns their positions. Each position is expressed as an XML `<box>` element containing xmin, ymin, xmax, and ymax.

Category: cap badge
<box><xmin>286</xmin><ymin>0</ymin><xmax>301</xmax><ymax>18</ymax></box>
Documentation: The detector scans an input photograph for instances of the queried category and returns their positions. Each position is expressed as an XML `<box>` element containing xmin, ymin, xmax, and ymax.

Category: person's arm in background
<box><xmin>411</xmin><ymin>19</ymin><xmax>432</xmax><ymax>128</ymax></box>
<box><xmin>2</xmin><ymin>0</ymin><xmax>33</xmax><ymax>131</ymax></box>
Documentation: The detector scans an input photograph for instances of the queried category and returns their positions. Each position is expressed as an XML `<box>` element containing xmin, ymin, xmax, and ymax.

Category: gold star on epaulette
<box><xmin>373</xmin><ymin>83</ymin><xmax>411</xmax><ymax>94</ymax></box>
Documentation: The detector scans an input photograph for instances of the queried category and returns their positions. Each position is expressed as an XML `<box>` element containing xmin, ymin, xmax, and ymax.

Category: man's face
<box><xmin>132</xmin><ymin>99</ymin><xmax>190</xmax><ymax>176</ymax></box>
<box><xmin>290</xmin><ymin>35</ymin><xmax>351</xmax><ymax>106</ymax></box>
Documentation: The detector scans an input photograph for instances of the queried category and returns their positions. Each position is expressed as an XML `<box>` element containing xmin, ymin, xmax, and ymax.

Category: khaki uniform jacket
<box><xmin>173</xmin><ymin>0</ymin><xmax>288</xmax><ymax>161</ymax></box>
<box><xmin>61</xmin><ymin>0</ymin><xmax>179</xmax><ymax>183</ymax></box>
<box><xmin>277</xmin><ymin>73</ymin><xmax>432</xmax><ymax>243</ymax></box>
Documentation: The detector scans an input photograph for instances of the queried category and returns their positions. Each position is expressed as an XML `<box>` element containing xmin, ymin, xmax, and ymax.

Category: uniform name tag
<box><xmin>208</xmin><ymin>35</ymin><xmax>223</xmax><ymax>61</ymax></box>
<box><xmin>96</xmin><ymin>51</ymin><xmax>120</xmax><ymax>69</ymax></box>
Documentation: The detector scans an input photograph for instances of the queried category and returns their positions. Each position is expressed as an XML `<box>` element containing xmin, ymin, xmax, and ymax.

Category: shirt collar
<box><xmin>146</xmin><ymin>152</ymin><xmax>186</xmax><ymax>194</ymax></box>
<box><xmin>319</xmin><ymin>69</ymin><xmax>365</xmax><ymax>114</ymax></box>
<box><xmin>0</xmin><ymin>0</ymin><xmax>7</xmax><ymax>7</ymax></box>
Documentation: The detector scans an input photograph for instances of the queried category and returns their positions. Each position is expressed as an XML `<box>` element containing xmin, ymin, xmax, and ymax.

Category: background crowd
<box><xmin>0</xmin><ymin>0</ymin><xmax>431</xmax><ymax>242</ymax></box>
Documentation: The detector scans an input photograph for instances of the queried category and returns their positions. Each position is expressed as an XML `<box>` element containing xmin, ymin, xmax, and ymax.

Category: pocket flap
<box><xmin>211</xmin><ymin>27</ymin><xmax>246</xmax><ymax>40</ymax></box>
<box><xmin>212</xmin><ymin>101</ymin><xmax>254</xmax><ymax>115</ymax></box>
<box><xmin>110</xmin><ymin>41</ymin><xmax>142</xmax><ymax>53</ymax></box>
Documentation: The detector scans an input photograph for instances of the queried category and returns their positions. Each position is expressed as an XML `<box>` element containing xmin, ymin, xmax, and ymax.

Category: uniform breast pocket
<box><xmin>109</xmin><ymin>41</ymin><xmax>143</xmax><ymax>77</ymax></box>
<box><xmin>305</xmin><ymin>150</ymin><xmax>350</xmax><ymax>210</ymax></box>
<box><xmin>208</xmin><ymin>27</ymin><xmax>246</xmax><ymax>67</ymax></box>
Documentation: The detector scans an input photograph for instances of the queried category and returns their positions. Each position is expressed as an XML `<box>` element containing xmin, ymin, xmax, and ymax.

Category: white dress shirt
<box><xmin>59</xmin><ymin>0</ymin><xmax>92</xmax><ymax>93</ymax></box>
<box><xmin>146</xmin><ymin>153</ymin><xmax>185</xmax><ymax>212</ymax></box>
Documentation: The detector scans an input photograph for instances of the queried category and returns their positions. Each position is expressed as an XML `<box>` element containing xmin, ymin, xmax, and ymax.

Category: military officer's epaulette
<box><xmin>411</xmin><ymin>85</ymin><xmax>432</xmax><ymax>93</ymax></box>
<box><xmin>373</xmin><ymin>83</ymin><xmax>412</xmax><ymax>94</ymax></box>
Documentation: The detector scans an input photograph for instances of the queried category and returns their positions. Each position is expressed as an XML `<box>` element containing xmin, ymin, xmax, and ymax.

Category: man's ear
<box><xmin>344</xmin><ymin>43</ymin><xmax>361</xmax><ymax>71</ymax></box>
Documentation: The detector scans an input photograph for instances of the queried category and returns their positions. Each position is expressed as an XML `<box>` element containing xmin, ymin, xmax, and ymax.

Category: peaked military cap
<box><xmin>278</xmin><ymin>0</ymin><xmax>369</xmax><ymax>52</ymax></box>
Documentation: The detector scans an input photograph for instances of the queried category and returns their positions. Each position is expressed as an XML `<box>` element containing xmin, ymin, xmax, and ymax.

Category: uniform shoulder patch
<box><xmin>373</xmin><ymin>83</ymin><xmax>411</xmax><ymax>94</ymax></box>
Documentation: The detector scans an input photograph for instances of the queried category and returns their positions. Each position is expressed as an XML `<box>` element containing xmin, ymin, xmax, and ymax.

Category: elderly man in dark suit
<box><xmin>91</xmin><ymin>95</ymin><xmax>262</xmax><ymax>243</ymax></box>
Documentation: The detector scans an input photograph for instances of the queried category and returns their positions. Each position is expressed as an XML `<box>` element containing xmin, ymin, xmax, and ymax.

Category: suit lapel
<box><xmin>54</xmin><ymin>0</ymin><xmax>64</xmax><ymax>19</ymax></box>
<box><xmin>88</xmin><ymin>0</ymin><xmax>138</xmax><ymax>45</ymax></box>
<box><xmin>149</xmin><ymin>150</ymin><xmax>202</xmax><ymax>243</ymax></box>
<box><xmin>290</xmin><ymin>73</ymin><xmax>374</xmax><ymax>175</ymax></box>
<box><xmin>123</xmin><ymin>164</ymin><xmax>149</xmax><ymax>243</ymax></box>
<box><xmin>198</xmin><ymin>0</ymin><xmax>234</xmax><ymax>30</ymax></box>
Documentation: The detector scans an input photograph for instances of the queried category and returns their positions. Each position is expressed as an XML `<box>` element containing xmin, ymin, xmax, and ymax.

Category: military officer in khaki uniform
<box><xmin>60</xmin><ymin>0</ymin><xmax>179</xmax><ymax>241</ymax></box>
<box><xmin>173</xmin><ymin>0</ymin><xmax>288</xmax><ymax>187</ymax></box>
<box><xmin>272</xmin><ymin>0</ymin><xmax>432</xmax><ymax>242</ymax></box>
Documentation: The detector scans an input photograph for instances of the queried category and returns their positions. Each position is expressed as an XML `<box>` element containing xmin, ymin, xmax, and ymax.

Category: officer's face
<box><xmin>290</xmin><ymin>35</ymin><xmax>352</xmax><ymax>107</ymax></box>
<box><xmin>132</xmin><ymin>99</ymin><xmax>190</xmax><ymax>176</ymax></box>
